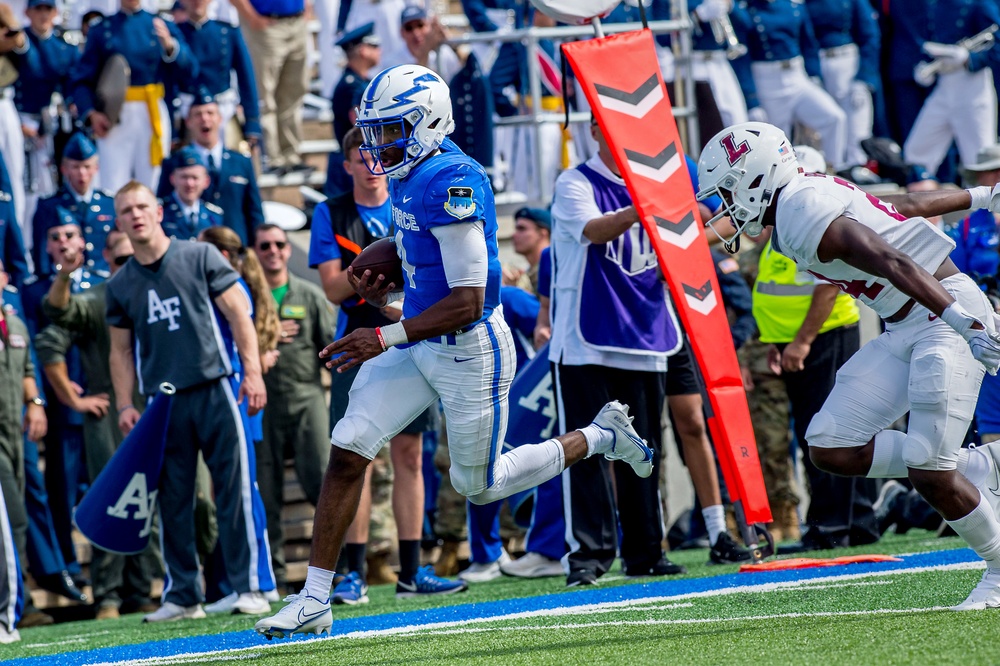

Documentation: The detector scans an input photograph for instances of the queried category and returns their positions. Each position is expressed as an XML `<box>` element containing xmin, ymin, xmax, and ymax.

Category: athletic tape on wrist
<box><xmin>379</xmin><ymin>321</ymin><xmax>408</xmax><ymax>349</ymax></box>
<box><xmin>941</xmin><ymin>301</ymin><xmax>979</xmax><ymax>338</ymax></box>
<box><xmin>967</xmin><ymin>186</ymin><xmax>993</xmax><ymax>210</ymax></box>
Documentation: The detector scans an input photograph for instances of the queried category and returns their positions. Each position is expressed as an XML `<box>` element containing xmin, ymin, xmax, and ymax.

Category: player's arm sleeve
<box><xmin>104</xmin><ymin>282</ymin><xmax>134</xmax><ymax>329</ymax></box>
<box><xmin>777</xmin><ymin>186</ymin><xmax>846</xmax><ymax>264</ymax></box>
<box><xmin>551</xmin><ymin>169</ymin><xmax>601</xmax><ymax>246</ymax></box>
<box><xmin>308</xmin><ymin>203</ymin><xmax>342</xmax><ymax>268</ymax></box>
<box><xmin>203</xmin><ymin>245</ymin><xmax>240</xmax><ymax>297</ymax></box>
<box><xmin>430</xmin><ymin>221</ymin><xmax>489</xmax><ymax>288</ymax></box>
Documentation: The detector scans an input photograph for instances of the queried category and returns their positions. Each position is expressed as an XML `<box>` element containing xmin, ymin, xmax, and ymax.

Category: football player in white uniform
<box><xmin>698</xmin><ymin>121</ymin><xmax>1000</xmax><ymax>611</ymax></box>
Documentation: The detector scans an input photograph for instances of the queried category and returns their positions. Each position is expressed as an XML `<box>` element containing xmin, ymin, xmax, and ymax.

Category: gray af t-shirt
<box><xmin>106</xmin><ymin>241</ymin><xmax>240</xmax><ymax>395</ymax></box>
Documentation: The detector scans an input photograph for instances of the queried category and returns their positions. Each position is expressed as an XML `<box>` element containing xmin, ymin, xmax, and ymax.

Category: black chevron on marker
<box><xmin>682</xmin><ymin>280</ymin><xmax>714</xmax><ymax>302</ymax></box>
<box><xmin>654</xmin><ymin>211</ymin><xmax>696</xmax><ymax>235</ymax></box>
<box><xmin>624</xmin><ymin>142</ymin><xmax>677</xmax><ymax>169</ymax></box>
<box><xmin>594</xmin><ymin>74</ymin><xmax>660</xmax><ymax>105</ymax></box>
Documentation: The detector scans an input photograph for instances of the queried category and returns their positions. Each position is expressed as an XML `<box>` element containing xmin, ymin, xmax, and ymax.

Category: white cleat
<box><xmin>142</xmin><ymin>602</ymin><xmax>207</xmax><ymax>623</ymax></box>
<box><xmin>204</xmin><ymin>592</ymin><xmax>238</xmax><ymax>614</ymax></box>
<box><xmin>970</xmin><ymin>442</ymin><xmax>1000</xmax><ymax>519</ymax></box>
<box><xmin>459</xmin><ymin>551</ymin><xmax>511</xmax><ymax>583</ymax></box>
<box><xmin>500</xmin><ymin>552</ymin><xmax>565</xmax><ymax>578</ymax></box>
<box><xmin>592</xmin><ymin>401</ymin><xmax>653</xmax><ymax>478</ymax></box>
<box><xmin>232</xmin><ymin>591</ymin><xmax>272</xmax><ymax>615</ymax></box>
<box><xmin>952</xmin><ymin>568</ymin><xmax>1000</xmax><ymax>611</ymax></box>
<box><xmin>254</xmin><ymin>593</ymin><xmax>332</xmax><ymax>639</ymax></box>
<box><xmin>0</xmin><ymin>624</ymin><xmax>19</xmax><ymax>644</ymax></box>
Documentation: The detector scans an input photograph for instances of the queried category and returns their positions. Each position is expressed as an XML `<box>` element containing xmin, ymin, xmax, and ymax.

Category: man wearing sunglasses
<box><xmin>253</xmin><ymin>223</ymin><xmax>334</xmax><ymax>596</ymax></box>
<box><xmin>31</xmin><ymin>132</ymin><xmax>116</xmax><ymax>278</ymax></box>
<box><xmin>39</xmin><ymin>229</ymin><xmax>160</xmax><ymax>619</ymax></box>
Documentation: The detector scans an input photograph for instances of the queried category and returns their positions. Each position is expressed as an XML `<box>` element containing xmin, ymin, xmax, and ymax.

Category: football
<box><xmin>350</xmin><ymin>237</ymin><xmax>404</xmax><ymax>288</ymax></box>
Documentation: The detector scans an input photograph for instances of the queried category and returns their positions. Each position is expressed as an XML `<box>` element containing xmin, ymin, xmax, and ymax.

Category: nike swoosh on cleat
<box><xmin>989</xmin><ymin>463</ymin><xmax>1000</xmax><ymax>496</ymax></box>
<box><xmin>296</xmin><ymin>606</ymin><xmax>328</xmax><ymax>626</ymax></box>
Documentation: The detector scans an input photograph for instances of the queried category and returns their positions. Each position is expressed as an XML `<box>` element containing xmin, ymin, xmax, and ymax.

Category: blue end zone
<box><xmin>8</xmin><ymin>548</ymin><xmax>981</xmax><ymax>666</ymax></box>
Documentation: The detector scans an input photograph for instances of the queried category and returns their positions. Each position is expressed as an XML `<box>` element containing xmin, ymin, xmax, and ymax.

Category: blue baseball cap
<box><xmin>45</xmin><ymin>207</ymin><xmax>81</xmax><ymax>233</ymax></box>
<box><xmin>336</xmin><ymin>22</ymin><xmax>380</xmax><ymax>49</ymax></box>
<box><xmin>28</xmin><ymin>0</ymin><xmax>56</xmax><ymax>8</ymax></box>
<box><xmin>514</xmin><ymin>207</ymin><xmax>551</xmax><ymax>230</ymax></box>
<box><xmin>173</xmin><ymin>145</ymin><xmax>206</xmax><ymax>169</ymax></box>
<box><xmin>401</xmin><ymin>4</ymin><xmax>427</xmax><ymax>24</ymax></box>
<box><xmin>62</xmin><ymin>133</ymin><xmax>97</xmax><ymax>161</ymax></box>
<box><xmin>189</xmin><ymin>85</ymin><xmax>217</xmax><ymax>109</ymax></box>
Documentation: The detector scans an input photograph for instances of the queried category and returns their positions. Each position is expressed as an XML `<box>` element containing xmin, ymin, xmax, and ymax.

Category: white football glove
<box><xmin>694</xmin><ymin>0</ymin><xmax>731</xmax><ymax>22</ymax></box>
<box><xmin>922</xmin><ymin>41</ymin><xmax>970</xmax><ymax>72</ymax></box>
<box><xmin>747</xmin><ymin>106</ymin><xmax>768</xmax><ymax>123</ymax></box>
<box><xmin>969</xmin><ymin>329</ymin><xmax>1000</xmax><ymax>375</ymax></box>
<box><xmin>989</xmin><ymin>183</ymin><xmax>1000</xmax><ymax>214</ymax></box>
<box><xmin>941</xmin><ymin>302</ymin><xmax>1000</xmax><ymax>374</ymax></box>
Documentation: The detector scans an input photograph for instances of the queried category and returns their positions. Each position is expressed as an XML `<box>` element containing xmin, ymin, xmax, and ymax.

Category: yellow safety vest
<box><xmin>752</xmin><ymin>240</ymin><xmax>860</xmax><ymax>343</ymax></box>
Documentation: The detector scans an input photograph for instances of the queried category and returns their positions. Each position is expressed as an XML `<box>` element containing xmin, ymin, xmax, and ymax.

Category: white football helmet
<box><xmin>356</xmin><ymin>64</ymin><xmax>456</xmax><ymax>179</ymax></box>
<box><xmin>697</xmin><ymin>122</ymin><xmax>801</xmax><ymax>252</ymax></box>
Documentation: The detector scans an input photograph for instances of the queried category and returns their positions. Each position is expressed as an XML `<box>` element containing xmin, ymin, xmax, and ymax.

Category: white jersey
<box><xmin>770</xmin><ymin>172</ymin><xmax>956</xmax><ymax>318</ymax></box>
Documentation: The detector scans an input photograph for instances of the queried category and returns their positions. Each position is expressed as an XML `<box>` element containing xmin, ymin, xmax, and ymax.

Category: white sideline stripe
<box><xmin>387</xmin><ymin>606</ymin><xmax>955</xmax><ymax>639</ymax></box>
<box><xmin>89</xmin><ymin>559</ymin><xmax>985</xmax><ymax>666</ymax></box>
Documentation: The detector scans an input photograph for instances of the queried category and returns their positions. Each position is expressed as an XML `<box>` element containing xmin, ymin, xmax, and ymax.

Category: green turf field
<box><xmin>6</xmin><ymin>533</ymin><xmax>1000</xmax><ymax>666</ymax></box>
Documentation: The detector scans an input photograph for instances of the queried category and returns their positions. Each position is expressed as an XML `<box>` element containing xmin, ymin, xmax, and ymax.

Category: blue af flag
<box><xmin>74</xmin><ymin>385</ymin><xmax>175</xmax><ymax>554</ymax></box>
<box><xmin>504</xmin><ymin>344</ymin><xmax>555</xmax><ymax>448</ymax></box>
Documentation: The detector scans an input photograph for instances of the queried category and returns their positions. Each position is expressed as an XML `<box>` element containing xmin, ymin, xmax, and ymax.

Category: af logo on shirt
<box><xmin>444</xmin><ymin>186</ymin><xmax>476</xmax><ymax>219</ymax></box>
<box><xmin>147</xmin><ymin>289</ymin><xmax>182</xmax><ymax>331</ymax></box>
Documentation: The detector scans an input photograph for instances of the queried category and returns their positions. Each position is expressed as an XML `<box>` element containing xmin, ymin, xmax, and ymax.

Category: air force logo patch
<box><xmin>444</xmin><ymin>186</ymin><xmax>476</xmax><ymax>219</ymax></box>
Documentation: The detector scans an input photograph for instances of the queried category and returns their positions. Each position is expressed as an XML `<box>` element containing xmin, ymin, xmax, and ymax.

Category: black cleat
<box><xmin>566</xmin><ymin>569</ymin><xmax>598</xmax><ymax>587</ymax></box>
<box><xmin>708</xmin><ymin>532</ymin><xmax>754</xmax><ymax>565</ymax></box>
<box><xmin>626</xmin><ymin>558</ymin><xmax>687</xmax><ymax>577</ymax></box>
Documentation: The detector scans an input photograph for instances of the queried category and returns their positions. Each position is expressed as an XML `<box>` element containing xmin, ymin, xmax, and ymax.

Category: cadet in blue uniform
<box><xmin>686</xmin><ymin>0</ymin><xmax>755</xmax><ymax>128</ymax></box>
<box><xmin>159</xmin><ymin>93</ymin><xmax>263</xmax><ymax>245</ymax></box>
<box><xmin>805</xmin><ymin>0</ymin><xmax>880</xmax><ymax>167</ymax></box>
<box><xmin>732</xmin><ymin>0</ymin><xmax>848</xmax><ymax>168</ymax></box>
<box><xmin>174</xmin><ymin>0</ymin><xmax>261</xmax><ymax>142</ymax></box>
<box><xmin>159</xmin><ymin>145</ymin><xmax>223</xmax><ymax>240</ymax></box>
<box><xmin>950</xmin><ymin>145</ymin><xmax>1000</xmax><ymax>280</ymax></box>
<box><xmin>0</xmin><ymin>5</ymin><xmax>26</xmax><ymax>236</ymax></box>
<box><xmin>31</xmin><ymin>133</ymin><xmax>115</xmax><ymax>278</ymax></box>
<box><xmin>69</xmin><ymin>0</ymin><xmax>198</xmax><ymax>192</ymax></box>
<box><xmin>12</xmin><ymin>0</ymin><xmax>78</xmax><ymax>226</ymax></box>
<box><xmin>257</xmin><ymin>64</ymin><xmax>652</xmax><ymax>639</ymax></box>
<box><xmin>327</xmin><ymin>22</ymin><xmax>381</xmax><ymax>198</ymax></box>
<box><xmin>898</xmin><ymin>0</ymin><xmax>1000</xmax><ymax>176</ymax></box>
<box><xmin>0</xmin><ymin>152</ymin><xmax>28</xmax><ymax>290</ymax></box>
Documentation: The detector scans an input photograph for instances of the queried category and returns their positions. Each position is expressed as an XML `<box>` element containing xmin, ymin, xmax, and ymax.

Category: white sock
<box><xmin>946</xmin><ymin>494</ymin><xmax>1000</xmax><ymax>570</ymax></box>
<box><xmin>703</xmin><ymin>504</ymin><xmax>727</xmax><ymax>545</ymax></box>
<box><xmin>470</xmin><ymin>439</ymin><xmax>566</xmax><ymax>504</ymax></box>
<box><xmin>868</xmin><ymin>430</ymin><xmax>908</xmax><ymax>478</ymax></box>
<box><xmin>303</xmin><ymin>566</ymin><xmax>335</xmax><ymax>601</ymax></box>
<box><xmin>957</xmin><ymin>448</ymin><xmax>991</xmax><ymax>488</ymax></box>
<box><xmin>580</xmin><ymin>424</ymin><xmax>613</xmax><ymax>456</ymax></box>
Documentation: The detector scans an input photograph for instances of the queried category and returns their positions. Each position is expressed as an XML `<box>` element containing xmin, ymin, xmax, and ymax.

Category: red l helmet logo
<box><xmin>721</xmin><ymin>133</ymin><xmax>751</xmax><ymax>166</ymax></box>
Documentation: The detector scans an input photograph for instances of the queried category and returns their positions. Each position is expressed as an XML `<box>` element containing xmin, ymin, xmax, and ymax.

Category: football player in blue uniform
<box><xmin>255</xmin><ymin>65</ymin><xmax>651</xmax><ymax>639</ymax></box>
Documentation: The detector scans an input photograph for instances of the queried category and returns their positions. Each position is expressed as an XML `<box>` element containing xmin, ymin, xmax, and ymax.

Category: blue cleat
<box><xmin>395</xmin><ymin>565</ymin><xmax>469</xmax><ymax>599</ymax></box>
<box><xmin>332</xmin><ymin>572</ymin><xmax>369</xmax><ymax>605</ymax></box>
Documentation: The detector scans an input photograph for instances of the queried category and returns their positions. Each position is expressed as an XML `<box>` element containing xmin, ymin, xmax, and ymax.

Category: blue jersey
<box><xmin>390</xmin><ymin>139</ymin><xmax>501</xmax><ymax>324</ymax></box>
